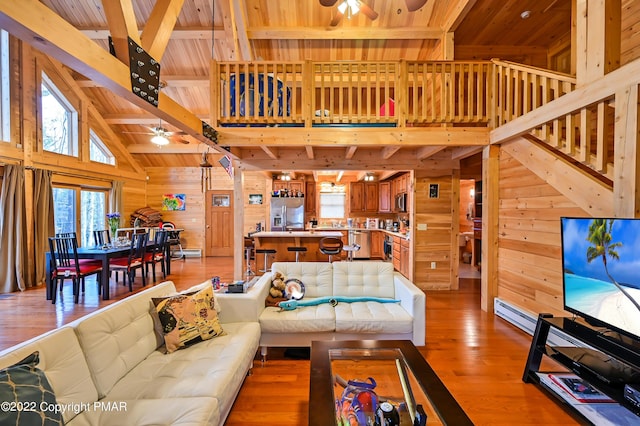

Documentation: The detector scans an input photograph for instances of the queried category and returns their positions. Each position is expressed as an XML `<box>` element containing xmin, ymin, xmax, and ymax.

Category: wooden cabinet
<box><xmin>305</xmin><ymin>181</ymin><xmax>316</xmax><ymax>216</ymax></box>
<box><xmin>370</xmin><ymin>231</ymin><xmax>383</xmax><ymax>259</ymax></box>
<box><xmin>400</xmin><ymin>238</ymin><xmax>410</xmax><ymax>277</ymax></box>
<box><xmin>349</xmin><ymin>182</ymin><xmax>378</xmax><ymax>213</ymax></box>
<box><xmin>378</xmin><ymin>181</ymin><xmax>391</xmax><ymax>213</ymax></box>
<box><xmin>392</xmin><ymin>236</ymin><xmax>401</xmax><ymax>271</ymax></box>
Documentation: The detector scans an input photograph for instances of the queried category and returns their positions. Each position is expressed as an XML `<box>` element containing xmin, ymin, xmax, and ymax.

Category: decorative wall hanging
<box><xmin>219</xmin><ymin>154</ymin><xmax>233</xmax><ymax>179</ymax></box>
<box><xmin>108</xmin><ymin>36</ymin><xmax>161</xmax><ymax>107</ymax></box>
<box><xmin>162</xmin><ymin>194</ymin><xmax>186</xmax><ymax>211</ymax></box>
<box><xmin>200</xmin><ymin>150</ymin><xmax>213</xmax><ymax>193</ymax></box>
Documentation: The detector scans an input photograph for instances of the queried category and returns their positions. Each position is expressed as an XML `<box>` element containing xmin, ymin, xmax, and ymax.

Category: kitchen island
<box><xmin>252</xmin><ymin>230</ymin><xmax>344</xmax><ymax>262</ymax></box>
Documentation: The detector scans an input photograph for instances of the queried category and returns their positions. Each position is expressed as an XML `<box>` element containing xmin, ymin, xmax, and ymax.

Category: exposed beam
<box><xmin>103</xmin><ymin>113</ymin><xmax>209</xmax><ymax>124</ymax></box>
<box><xmin>416</xmin><ymin>145</ymin><xmax>447</xmax><ymax>160</ymax></box>
<box><xmin>102</xmin><ymin>0</ymin><xmax>140</xmax><ymax>64</ymax></box>
<box><xmin>79</xmin><ymin>26</ymin><xmax>443</xmax><ymax>41</ymax></box>
<box><xmin>451</xmin><ymin>145</ymin><xmax>484</xmax><ymax>160</ymax></box>
<box><xmin>305</xmin><ymin>146</ymin><xmax>315</xmax><ymax>160</ymax></box>
<box><xmin>219</xmin><ymin>127</ymin><xmax>490</xmax><ymax>147</ymax></box>
<box><xmin>229</xmin><ymin>0</ymin><xmax>252</xmax><ymax>61</ymax></box>
<box><xmin>0</xmin><ymin>0</ymin><xmax>220</xmax><ymax>151</ymax></box>
<box><xmin>140</xmin><ymin>0</ymin><xmax>185</xmax><ymax>61</ymax></box>
<box><xmin>381</xmin><ymin>146</ymin><xmax>401</xmax><ymax>159</ymax></box>
<box><xmin>345</xmin><ymin>146</ymin><xmax>357</xmax><ymax>159</ymax></box>
<box><xmin>75</xmin><ymin>75</ymin><xmax>210</xmax><ymax>88</ymax></box>
<box><xmin>443</xmin><ymin>0</ymin><xmax>478</xmax><ymax>32</ymax></box>
<box><xmin>127</xmin><ymin>143</ymin><xmax>203</xmax><ymax>154</ymax></box>
<box><xmin>247</xmin><ymin>27</ymin><xmax>444</xmax><ymax>40</ymax></box>
<box><xmin>261</xmin><ymin>146</ymin><xmax>278</xmax><ymax>160</ymax></box>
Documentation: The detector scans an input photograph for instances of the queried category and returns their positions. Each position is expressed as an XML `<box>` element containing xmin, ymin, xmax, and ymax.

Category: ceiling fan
<box><xmin>122</xmin><ymin>120</ymin><xmax>189</xmax><ymax>145</ymax></box>
<box><xmin>320</xmin><ymin>0</ymin><xmax>428</xmax><ymax>26</ymax></box>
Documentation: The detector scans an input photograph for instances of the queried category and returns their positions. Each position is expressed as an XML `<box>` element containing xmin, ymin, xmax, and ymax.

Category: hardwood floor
<box><xmin>0</xmin><ymin>257</ymin><xmax>577</xmax><ymax>425</ymax></box>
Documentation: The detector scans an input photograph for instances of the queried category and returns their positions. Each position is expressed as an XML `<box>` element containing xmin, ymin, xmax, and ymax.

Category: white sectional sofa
<box><xmin>252</xmin><ymin>261</ymin><xmax>426</xmax><ymax>359</ymax></box>
<box><xmin>0</xmin><ymin>281</ymin><xmax>261</xmax><ymax>426</ymax></box>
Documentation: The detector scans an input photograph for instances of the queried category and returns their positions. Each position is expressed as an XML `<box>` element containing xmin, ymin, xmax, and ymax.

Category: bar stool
<box><xmin>256</xmin><ymin>248</ymin><xmax>277</xmax><ymax>273</ymax></box>
<box><xmin>244</xmin><ymin>237</ymin><xmax>255</xmax><ymax>278</ymax></box>
<box><xmin>287</xmin><ymin>246</ymin><xmax>307</xmax><ymax>262</ymax></box>
<box><xmin>319</xmin><ymin>237</ymin><xmax>343</xmax><ymax>262</ymax></box>
<box><xmin>342</xmin><ymin>244</ymin><xmax>361</xmax><ymax>261</ymax></box>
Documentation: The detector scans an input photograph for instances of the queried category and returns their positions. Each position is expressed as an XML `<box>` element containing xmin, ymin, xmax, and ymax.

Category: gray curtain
<box><xmin>111</xmin><ymin>180</ymin><xmax>124</xmax><ymax>215</ymax></box>
<box><xmin>33</xmin><ymin>169</ymin><xmax>54</xmax><ymax>288</ymax></box>
<box><xmin>0</xmin><ymin>165</ymin><xmax>27</xmax><ymax>293</ymax></box>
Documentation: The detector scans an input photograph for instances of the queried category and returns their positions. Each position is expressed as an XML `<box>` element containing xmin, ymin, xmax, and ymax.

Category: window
<box><xmin>0</xmin><ymin>30</ymin><xmax>10</xmax><ymax>142</ymax></box>
<box><xmin>89</xmin><ymin>129</ymin><xmax>115</xmax><ymax>165</ymax></box>
<box><xmin>41</xmin><ymin>72</ymin><xmax>78</xmax><ymax>156</ymax></box>
<box><xmin>53</xmin><ymin>185</ymin><xmax>108</xmax><ymax>247</ymax></box>
<box><xmin>319</xmin><ymin>192</ymin><xmax>346</xmax><ymax>219</ymax></box>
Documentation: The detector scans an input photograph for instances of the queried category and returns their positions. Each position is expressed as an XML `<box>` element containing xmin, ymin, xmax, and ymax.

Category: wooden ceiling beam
<box><xmin>443</xmin><ymin>0</ymin><xmax>478</xmax><ymax>32</ymax></box>
<box><xmin>76</xmin><ymin>75</ymin><xmax>210</xmax><ymax>88</ymax></box>
<box><xmin>416</xmin><ymin>145</ymin><xmax>447</xmax><ymax>160</ymax></box>
<box><xmin>218</xmin><ymin>127</ymin><xmax>489</xmax><ymax>147</ymax></box>
<box><xmin>128</xmin><ymin>143</ymin><xmax>204</xmax><ymax>154</ymax></box>
<box><xmin>79</xmin><ymin>26</ymin><xmax>444</xmax><ymax>41</ymax></box>
<box><xmin>261</xmin><ymin>146</ymin><xmax>278</xmax><ymax>160</ymax></box>
<box><xmin>451</xmin><ymin>145</ymin><xmax>484</xmax><ymax>160</ymax></box>
<box><xmin>381</xmin><ymin>146</ymin><xmax>401</xmax><ymax>159</ymax></box>
<box><xmin>305</xmin><ymin>146</ymin><xmax>315</xmax><ymax>159</ymax></box>
<box><xmin>229</xmin><ymin>0</ymin><xmax>252</xmax><ymax>61</ymax></box>
<box><xmin>0</xmin><ymin>0</ymin><xmax>220</xmax><ymax>151</ymax></box>
<box><xmin>103</xmin><ymin>113</ymin><xmax>209</xmax><ymax>124</ymax></box>
<box><xmin>140</xmin><ymin>0</ymin><xmax>185</xmax><ymax>61</ymax></box>
<box><xmin>102</xmin><ymin>0</ymin><xmax>140</xmax><ymax>64</ymax></box>
<box><xmin>345</xmin><ymin>146</ymin><xmax>357</xmax><ymax>159</ymax></box>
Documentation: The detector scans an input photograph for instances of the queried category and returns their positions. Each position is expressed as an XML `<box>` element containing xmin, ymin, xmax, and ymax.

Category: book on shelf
<box><xmin>539</xmin><ymin>373</ymin><xmax>615</xmax><ymax>404</ymax></box>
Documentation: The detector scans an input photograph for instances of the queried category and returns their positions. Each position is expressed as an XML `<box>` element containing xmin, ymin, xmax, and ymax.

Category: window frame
<box><xmin>40</xmin><ymin>72</ymin><xmax>79</xmax><ymax>157</ymax></box>
<box><xmin>89</xmin><ymin>129</ymin><xmax>116</xmax><ymax>165</ymax></box>
<box><xmin>0</xmin><ymin>30</ymin><xmax>10</xmax><ymax>142</ymax></box>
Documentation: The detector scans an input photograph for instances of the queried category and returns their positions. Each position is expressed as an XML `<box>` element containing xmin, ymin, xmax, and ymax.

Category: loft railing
<box><xmin>211</xmin><ymin>60</ymin><xmax>494</xmax><ymax>127</ymax></box>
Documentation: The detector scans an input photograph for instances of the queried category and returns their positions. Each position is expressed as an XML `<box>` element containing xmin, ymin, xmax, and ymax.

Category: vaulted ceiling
<box><xmin>19</xmin><ymin>0</ymin><xmax>572</xmax><ymax>174</ymax></box>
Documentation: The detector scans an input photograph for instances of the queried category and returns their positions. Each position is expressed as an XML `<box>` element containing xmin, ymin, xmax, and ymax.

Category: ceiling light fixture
<box><xmin>338</xmin><ymin>0</ymin><xmax>360</xmax><ymax>19</ymax></box>
<box><xmin>150</xmin><ymin>134</ymin><xmax>170</xmax><ymax>145</ymax></box>
<box><xmin>280</xmin><ymin>172</ymin><xmax>292</xmax><ymax>181</ymax></box>
<box><xmin>364</xmin><ymin>173</ymin><xmax>375</xmax><ymax>182</ymax></box>
<box><xmin>520</xmin><ymin>10</ymin><xmax>531</xmax><ymax>19</ymax></box>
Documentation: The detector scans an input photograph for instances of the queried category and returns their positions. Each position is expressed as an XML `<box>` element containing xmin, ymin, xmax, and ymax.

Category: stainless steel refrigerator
<box><xmin>270</xmin><ymin>197</ymin><xmax>305</xmax><ymax>231</ymax></box>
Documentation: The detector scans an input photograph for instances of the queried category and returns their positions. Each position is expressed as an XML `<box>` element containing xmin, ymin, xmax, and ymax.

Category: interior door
<box><xmin>206</xmin><ymin>190</ymin><xmax>233</xmax><ymax>256</ymax></box>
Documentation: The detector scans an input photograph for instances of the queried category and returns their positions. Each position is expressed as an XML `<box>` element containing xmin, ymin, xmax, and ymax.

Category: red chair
<box><xmin>144</xmin><ymin>229</ymin><xmax>168</xmax><ymax>282</ymax></box>
<box><xmin>109</xmin><ymin>233</ymin><xmax>148</xmax><ymax>291</ymax></box>
<box><xmin>48</xmin><ymin>236</ymin><xmax>102</xmax><ymax>304</ymax></box>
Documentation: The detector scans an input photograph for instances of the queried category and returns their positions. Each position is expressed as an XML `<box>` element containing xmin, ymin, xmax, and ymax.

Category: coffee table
<box><xmin>309</xmin><ymin>340</ymin><xmax>472</xmax><ymax>425</ymax></box>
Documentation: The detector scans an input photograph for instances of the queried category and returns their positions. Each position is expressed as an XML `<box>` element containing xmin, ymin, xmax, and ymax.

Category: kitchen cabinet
<box><xmin>378</xmin><ymin>181</ymin><xmax>391</xmax><ymax>213</ymax></box>
<box><xmin>392</xmin><ymin>236</ymin><xmax>401</xmax><ymax>271</ymax></box>
<box><xmin>400</xmin><ymin>238</ymin><xmax>410</xmax><ymax>277</ymax></box>
<box><xmin>305</xmin><ymin>181</ymin><xmax>316</xmax><ymax>216</ymax></box>
<box><xmin>349</xmin><ymin>182</ymin><xmax>378</xmax><ymax>213</ymax></box>
<box><xmin>370</xmin><ymin>231</ymin><xmax>383</xmax><ymax>259</ymax></box>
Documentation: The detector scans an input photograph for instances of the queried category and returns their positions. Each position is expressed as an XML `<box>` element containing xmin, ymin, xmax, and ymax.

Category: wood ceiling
<box><xmin>29</xmin><ymin>0</ymin><xmax>571</xmax><ymax>175</ymax></box>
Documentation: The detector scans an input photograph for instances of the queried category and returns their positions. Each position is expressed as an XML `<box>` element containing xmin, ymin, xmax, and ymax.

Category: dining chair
<box><xmin>93</xmin><ymin>229</ymin><xmax>111</xmax><ymax>246</ymax></box>
<box><xmin>109</xmin><ymin>232</ymin><xmax>148</xmax><ymax>291</ymax></box>
<box><xmin>319</xmin><ymin>237</ymin><xmax>344</xmax><ymax>262</ymax></box>
<box><xmin>144</xmin><ymin>229</ymin><xmax>168</xmax><ymax>282</ymax></box>
<box><xmin>48</xmin><ymin>236</ymin><xmax>102</xmax><ymax>304</ymax></box>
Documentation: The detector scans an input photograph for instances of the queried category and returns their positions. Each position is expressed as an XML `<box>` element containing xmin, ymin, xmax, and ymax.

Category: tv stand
<box><xmin>523</xmin><ymin>314</ymin><xmax>640</xmax><ymax>424</ymax></box>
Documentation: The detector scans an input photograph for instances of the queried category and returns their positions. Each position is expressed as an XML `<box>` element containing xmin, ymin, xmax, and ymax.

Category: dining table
<box><xmin>45</xmin><ymin>241</ymin><xmax>168</xmax><ymax>301</ymax></box>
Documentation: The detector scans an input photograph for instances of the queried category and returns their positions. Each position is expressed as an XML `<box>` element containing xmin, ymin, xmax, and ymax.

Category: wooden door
<box><xmin>206</xmin><ymin>191</ymin><xmax>233</xmax><ymax>256</ymax></box>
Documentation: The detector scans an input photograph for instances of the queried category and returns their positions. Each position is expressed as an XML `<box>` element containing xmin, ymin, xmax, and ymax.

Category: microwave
<box><xmin>395</xmin><ymin>193</ymin><xmax>407</xmax><ymax>212</ymax></box>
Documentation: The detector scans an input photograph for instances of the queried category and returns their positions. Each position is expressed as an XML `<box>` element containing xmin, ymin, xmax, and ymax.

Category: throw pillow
<box><xmin>152</xmin><ymin>286</ymin><xmax>225</xmax><ymax>353</ymax></box>
<box><xmin>0</xmin><ymin>351</ymin><xmax>64</xmax><ymax>426</ymax></box>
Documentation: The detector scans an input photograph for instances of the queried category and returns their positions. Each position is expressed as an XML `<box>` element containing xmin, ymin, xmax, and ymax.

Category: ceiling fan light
<box><xmin>151</xmin><ymin>134</ymin><xmax>170</xmax><ymax>145</ymax></box>
<box><xmin>337</xmin><ymin>1</ymin><xmax>347</xmax><ymax>14</ymax></box>
<box><xmin>347</xmin><ymin>0</ymin><xmax>359</xmax><ymax>14</ymax></box>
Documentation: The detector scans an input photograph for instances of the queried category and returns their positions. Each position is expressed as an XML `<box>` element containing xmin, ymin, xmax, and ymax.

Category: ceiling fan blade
<box><xmin>319</xmin><ymin>0</ymin><xmax>338</xmax><ymax>6</ymax></box>
<box><xmin>405</xmin><ymin>0</ymin><xmax>427</xmax><ymax>12</ymax></box>
<box><xmin>330</xmin><ymin>10</ymin><xmax>344</xmax><ymax>26</ymax></box>
<box><xmin>359</xmin><ymin>2</ymin><xmax>379</xmax><ymax>20</ymax></box>
<box><xmin>121</xmin><ymin>131</ymin><xmax>154</xmax><ymax>135</ymax></box>
<box><xmin>174</xmin><ymin>138</ymin><xmax>190</xmax><ymax>145</ymax></box>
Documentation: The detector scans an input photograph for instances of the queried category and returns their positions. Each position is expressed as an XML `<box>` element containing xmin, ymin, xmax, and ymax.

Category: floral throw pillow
<box><xmin>0</xmin><ymin>351</ymin><xmax>63</xmax><ymax>425</ymax></box>
<box><xmin>152</xmin><ymin>285</ymin><xmax>225</xmax><ymax>353</ymax></box>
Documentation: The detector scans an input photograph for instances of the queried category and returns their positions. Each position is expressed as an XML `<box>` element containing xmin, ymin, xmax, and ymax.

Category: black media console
<box><xmin>523</xmin><ymin>314</ymin><xmax>640</xmax><ymax>424</ymax></box>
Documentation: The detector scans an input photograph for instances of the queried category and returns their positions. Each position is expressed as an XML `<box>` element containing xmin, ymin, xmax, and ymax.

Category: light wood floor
<box><xmin>0</xmin><ymin>257</ymin><xmax>577</xmax><ymax>425</ymax></box>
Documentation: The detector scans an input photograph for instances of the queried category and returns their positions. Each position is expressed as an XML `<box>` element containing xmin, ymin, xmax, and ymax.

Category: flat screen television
<box><xmin>561</xmin><ymin>217</ymin><xmax>640</xmax><ymax>342</ymax></box>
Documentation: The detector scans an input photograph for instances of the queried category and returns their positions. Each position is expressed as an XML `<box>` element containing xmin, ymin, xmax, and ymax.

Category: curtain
<box><xmin>111</xmin><ymin>180</ymin><xmax>123</xmax><ymax>215</ymax></box>
<box><xmin>33</xmin><ymin>169</ymin><xmax>54</xmax><ymax>288</ymax></box>
<box><xmin>0</xmin><ymin>165</ymin><xmax>27</xmax><ymax>293</ymax></box>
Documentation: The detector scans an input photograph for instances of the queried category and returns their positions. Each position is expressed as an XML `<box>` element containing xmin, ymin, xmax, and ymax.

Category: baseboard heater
<box><xmin>494</xmin><ymin>297</ymin><xmax>586</xmax><ymax>348</ymax></box>
<box><xmin>182</xmin><ymin>249</ymin><xmax>201</xmax><ymax>258</ymax></box>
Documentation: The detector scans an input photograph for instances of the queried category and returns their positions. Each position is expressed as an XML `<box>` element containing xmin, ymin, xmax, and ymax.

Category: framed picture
<box><xmin>162</xmin><ymin>193</ymin><xmax>186</xmax><ymax>211</ymax></box>
<box><xmin>429</xmin><ymin>184</ymin><xmax>439</xmax><ymax>199</ymax></box>
<box><xmin>249</xmin><ymin>194</ymin><xmax>263</xmax><ymax>205</ymax></box>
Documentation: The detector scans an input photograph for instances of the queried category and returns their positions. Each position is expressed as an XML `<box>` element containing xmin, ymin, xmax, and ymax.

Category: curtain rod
<box><xmin>0</xmin><ymin>162</ymin><xmax>116</xmax><ymax>182</ymax></box>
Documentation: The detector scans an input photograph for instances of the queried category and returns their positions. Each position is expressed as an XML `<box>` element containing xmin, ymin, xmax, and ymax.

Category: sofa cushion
<box><xmin>334</xmin><ymin>302</ymin><xmax>414</xmax><ymax>334</ymax></box>
<box><xmin>103</xmin><ymin>322</ymin><xmax>260</xmax><ymax>424</ymax></box>
<box><xmin>152</xmin><ymin>285</ymin><xmax>225</xmax><ymax>353</ymax></box>
<box><xmin>271</xmin><ymin>262</ymin><xmax>333</xmax><ymax>298</ymax></box>
<box><xmin>0</xmin><ymin>327</ymin><xmax>98</xmax><ymax>425</ymax></box>
<box><xmin>72</xmin><ymin>281</ymin><xmax>178</xmax><ymax>399</ymax></box>
<box><xmin>0</xmin><ymin>351</ymin><xmax>63</xmax><ymax>426</ymax></box>
<box><xmin>333</xmin><ymin>261</ymin><xmax>396</xmax><ymax>298</ymax></box>
<box><xmin>260</xmin><ymin>303</ymin><xmax>336</xmax><ymax>333</ymax></box>
<box><xmin>67</xmin><ymin>397</ymin><xmax>220</xmax><ymax>426</ymax></box>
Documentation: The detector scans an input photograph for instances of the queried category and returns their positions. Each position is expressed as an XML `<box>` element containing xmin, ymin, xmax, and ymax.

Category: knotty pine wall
<box><xmin>413</xmin><ymin>173</ymin><xmax>457</xmax><ymax>291</ymax></box>
<box><xmin>496</xmin><ymin>150</ymin><xmax>589</xmax><ymax>316</ymax></box>
<box><xmin>146</xmin><ymin>166</ymin><xmax>269</xmax><ymax>252</ymax></box>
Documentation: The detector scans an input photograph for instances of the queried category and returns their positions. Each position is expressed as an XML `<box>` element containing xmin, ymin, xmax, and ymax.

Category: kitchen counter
<box><xmin>253</xmin><ymin>230</ymin><xmax>345</xmax><ymax>262</ymax></box>
<box><xmin>252</xmin><ymin>231</ymin><xmax>343</xmax><ymax>238</ymax></box>
<box><xmin>306</xmin><ymin>227</ymin><xmax>410</xmax><ymax>240</ymax></box>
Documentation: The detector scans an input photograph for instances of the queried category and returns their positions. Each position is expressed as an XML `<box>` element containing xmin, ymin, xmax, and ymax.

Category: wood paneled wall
<box><xmin>459</xmin><ymin>180</ymin><xmax>474</xmax><ymax>233</ymax></box>
<box><xmin>413</xmin><ymin>173</ymin><xmax>455</xmax><ymax>290</ymax></box>
<box><xmin>496</xmin><ymin>150</ymin><xmax>588</xmax><ymax>316</ymax></box>
<box><xmin>621</xmin><ymin>0</ymin><xmax>640</xmax><ymax>65</ymax></box>
<box><xmin>242</xmin><ymin>172</ymin><xmax>270</xmax><ymax>235</ymax></box>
